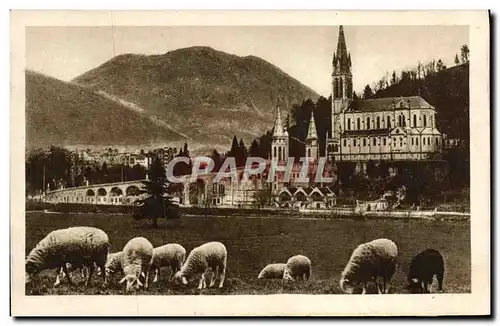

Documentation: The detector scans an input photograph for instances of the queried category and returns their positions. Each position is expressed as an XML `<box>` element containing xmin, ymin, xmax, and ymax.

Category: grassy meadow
<box><xmin>25</xmin><ymin>212</ymin><xmax>471</xmax><ymax>295</ymax></box>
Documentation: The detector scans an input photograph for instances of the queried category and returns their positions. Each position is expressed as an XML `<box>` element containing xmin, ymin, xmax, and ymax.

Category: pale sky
<box><xmin>26</xmin><ymin>25</ymin><xmax>468</xmax><ymax>97</ymax></box>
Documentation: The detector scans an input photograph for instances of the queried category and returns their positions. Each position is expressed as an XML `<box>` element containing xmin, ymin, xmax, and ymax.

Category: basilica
<box><xmin>271</xmin><ymin>25</ymin><xmax>446</xmax><ymax>165</ymax></box>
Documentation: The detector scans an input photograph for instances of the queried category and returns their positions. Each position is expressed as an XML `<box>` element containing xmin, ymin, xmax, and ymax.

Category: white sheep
<box><xmin>339</xmin><ymin>238</ymin><xmax>398</xmax><ymax>294</ymax></box>
<box><xmin>119</xmin><ymin>237</ymin><xmax>154</xmax><ymax>292</ymax></box>
<box><xmin>150</xmin><ymin>243</ymin><xmax>186</xmax><ymax>283</ymax></box>
<box><xmin>257</xmin><ymin>263</ymin><xmax>286</xmax><ymax>279</ymax></box>
<box><xmin>95</xmin><ymin>251</ymin><xmax>124</xmax><ymax>281</ymax></box>
<box><xmin>172</xmin><ymin>241</ymin><xmax>227</xmax><ymax>289</ymax></box>
<box><xmin>283</xmin><ymin>255</ymin><xmax>312</xmax><ymax>281</ymax></box>
<box><xmin>25</xmin><ymin>226</ymin><xmax>109</xmax><ymax>287</ymax></box>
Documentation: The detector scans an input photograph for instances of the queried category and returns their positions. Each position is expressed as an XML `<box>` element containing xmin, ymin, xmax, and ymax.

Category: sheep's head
<box><xmin>172</xmin><ymin>271</ymin><xmax>188</xmax><ymax>285</ymax></box>
<box><xmin>25</xmin><ymin>272</ymin><xmax>32</xmax><ymax>284</ymax></box>
<box><xmin>119</xmin><ymin>274</ymin><xmax>143</xmax><ymax>292</ymax></box>
<box><xmin>339</xmin><ymin>277</ymin><xmax>356</xmax><ymax>294</ymax></box>
<box><xmin>406</xmin><ymin>278</ymin><xmax>424</xmax><ymax>293</ymax></box>
<box><xmin>283</xmin><ymin>269</ymin><xmax>294</xmax><ymax>282</ymax></box>
<box><xmin>25</xmin><ymin>261</ymin><xmax>39</xmax><ymax>283</ymax></box>
<box><xmin>103</xmin><ymin>265</ymin><xmax>117</xmax><ymax>278</ymax></box>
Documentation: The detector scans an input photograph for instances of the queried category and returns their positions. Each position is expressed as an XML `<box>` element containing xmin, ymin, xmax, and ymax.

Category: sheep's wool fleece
<box><xmin>122</xmin><ymin>237</ymin><xmax>153</xmax><ymax>276</ymax></box>
<box><xmin>152</xmin><ymin>244</ymin><xmax>186</xmax><ymax>268</ymax></box>
<box><xmin>341</xmin><ymin>238</ymin><xmax>398</xmax><ymax>282</ymax></box>
<box><xmin>180</xmin><ymin>242</ymin><xmax>227</xmax><ymax>276</ymax></box>
<box><xmin>26</xmin><ymin>226</ymin><xmax>109</xmax><ymax>272</ymax></box>
<box><xmin>258</xmin><ymin>263</ymin><xmax>286</xmax><ymax>279</ymax></box>
<box><xmin>285</xmin><ymin>255</ymin><xmax>311</xmax><ymax>277</ymax></box>
<box><xmin>105</xmin><ymin>251</ymin><xmax>123</xmax><ymax>272</ymax></box>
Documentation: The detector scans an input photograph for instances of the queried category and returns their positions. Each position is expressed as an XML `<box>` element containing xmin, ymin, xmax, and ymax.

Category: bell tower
<box><xmin>271</xmin><ymin>104</ymin><xmax>289</xmax><ymax>163</ymax></box>
<box><xmin>328</xmin><ymin>25</ymin><xmax>353</xmax><ymax>160</ymax></box>
<box><xmin>305</xmin><ymin>111</ymin><xmax>319</xmax><ymax>162</ymax></box>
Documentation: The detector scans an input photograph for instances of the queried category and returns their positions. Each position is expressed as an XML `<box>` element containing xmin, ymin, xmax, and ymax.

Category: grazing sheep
<box><xmin>340</xmin><ymin>238</ymin><xmax>398</xmax><ymax>294</ymax></box>
<box><xmin>283</xmin><ymin>255</ymin><xmax>312</xmax><ymax>281</ymax></box>
<box><xmin>25</xmin><ymin>226</ymin><xmax>109</xmax><ymax>287</ymax></box>
<box><xmin>407</xmin><ymin>248</ymin><xmax>444</xmax><ymax>293</ymax></box>
<box><xmin>150</xmin><ymin>243</ymin><xmax>186</xmax><ymax>283</ymax></box>
<box><xmin>172</xmin><ymin>241</ymin><xmax>227</xmax><ymax>289</ymax></box>
<box><xmin>119</xmin><ymin>237</ymin><xmax>154</xmax><ymax>292</ymax></box>
<box><xmin>96</xmin><ymin>251</ymin><xmax>124</xmax><ymax>282</ymax></box>
<box><xmin>258</xmin><ymin>263</ymin><xmax>286</xmax><ymax>279</ymax></box>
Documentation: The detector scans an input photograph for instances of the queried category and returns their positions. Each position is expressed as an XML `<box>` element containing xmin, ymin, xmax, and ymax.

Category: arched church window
<box><xmin>387</xmin><ymin>116</ymin><xmax>391</xmax><ymax>128</ymax></box>
<box><xmin>366</xmin><ymin>117</ymin><xmax>371</xmax><ymax>129</ymax></box>
<box><xmin>307</xmin><ymin>148</ymin><xmax>311</xmax><ymax>157</ymax></box>
<box><xmin>356</xmin><ymin>118</ymin><xmax>361</xmax><ymax>130</ymax></box>
<box><xmin>347</xmin><ymin>118</ymin><xmax>351</xmax><ymax>130</ymax></box>
<box><xmin>376</xmin><ymin>116</ymin><xmax>380</xmax><ymax>129</ymax></box>
<box><xmin>273</xmin><ymin>147</ymin><xmax>277</xmax><ymax>158</ymax></box>
<box><xmin>423</xmin><ymin>115</ymin><xmax>427</xmax><ymax>127</ymax></box>
<box><xmin>413</xmin><ymin>114</ymin><xmax>417</xmax><ymax>127</ymax></box>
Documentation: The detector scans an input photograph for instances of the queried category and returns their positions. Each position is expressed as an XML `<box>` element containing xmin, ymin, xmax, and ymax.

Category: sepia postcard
<box><xmin>11</xmin><ymin>10</ymin><xmax>490</xmax><ymax>316</ymax></box>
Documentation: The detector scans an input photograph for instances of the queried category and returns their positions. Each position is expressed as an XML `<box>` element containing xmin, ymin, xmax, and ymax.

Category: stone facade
<box><xmin>326</xmin><ymin>25</ymin><xmax>445</xmax><ymax>163</ymax></box>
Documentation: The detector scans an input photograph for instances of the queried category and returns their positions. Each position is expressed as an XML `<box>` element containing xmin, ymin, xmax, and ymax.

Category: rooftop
<box><xmin>346</xmin><ymin>96</ymin><xmax>435</xmax><ymax>113</ymax></box>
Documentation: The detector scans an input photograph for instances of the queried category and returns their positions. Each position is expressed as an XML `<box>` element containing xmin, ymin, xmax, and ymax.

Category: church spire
<box><xmin>307</xmin><ymin>111</ymin><xmax>318</xmax><ymax>140</ymax></box>
<box><xmin>272</xmin><ymin>105</ymin><xmax>284</xmax><ymax>137</ymax></box>
<box><xmin>336</xmin><ymin>26</ymin><xmax>347</xmax><ymax>58</ymax></box>
<box><xmin>334</xmin><ymin>25</ymin><xmax>351</xmax><ymax>74</ymax></box>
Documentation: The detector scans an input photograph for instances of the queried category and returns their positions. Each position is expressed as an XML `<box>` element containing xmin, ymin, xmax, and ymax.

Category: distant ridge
<box><xmin>72</xmin><ymin>46</ymin><xmax>320</xmax><ymax>149</ymax></box>
<box><xmin>25</xmin><ymin>70</ymin><xmax>186</xmax><ymax>149</ymax></box>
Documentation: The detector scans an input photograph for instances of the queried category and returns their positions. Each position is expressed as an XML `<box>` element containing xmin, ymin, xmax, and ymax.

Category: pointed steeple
<box><xmin>272</xmin><ymin>105</ymin><xmax>284</xmax><ymax>137</ymax></box>
<box><xmin>307</xmin><ymin>111</ymin><xmax>318</xmax><ymax>140</ymax></box>
<box><xmin>334</xmin><ymin>25</ymin><xmax>351</xmax><ymax>74</ymax></box>
<box><xmin>336</xmin><ymin>25</ymin><xmax>348</xmax><ymax>58</ymax></box>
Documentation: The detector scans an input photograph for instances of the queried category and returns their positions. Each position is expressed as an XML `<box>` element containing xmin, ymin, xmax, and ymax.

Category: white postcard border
<box><xmin>10</xmin><ymin>10</ymin><xmax>490</xmax><ymax>316</ymax></box>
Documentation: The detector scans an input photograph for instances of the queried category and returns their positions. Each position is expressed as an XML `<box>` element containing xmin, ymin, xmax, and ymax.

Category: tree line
<box><xmin>360</xmin><ymin>44</ymin><xmax>469</xmax><ymax>100</ymax></box>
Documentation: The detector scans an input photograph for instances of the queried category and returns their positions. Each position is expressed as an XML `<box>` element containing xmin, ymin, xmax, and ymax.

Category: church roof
<box><xmin>346</xmin><ymin>96</ymin><xmax>435</xmax><ymax>113</ymax></box>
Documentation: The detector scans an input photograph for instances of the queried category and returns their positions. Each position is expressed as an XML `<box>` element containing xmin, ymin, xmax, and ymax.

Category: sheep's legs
<box><xmin>436</xmin><ymin>271</ymin><xmax>444</xmax><ymax>292</ymax></box>
<box><xmin>218</xmin><ymin>264</ymin><xmax>226</xmax><ymax>288</ymax></box>
<box><xmin>381</xmin><ymin>276</ymin><xmax>390</xmax><ymax>294</ymax></box>
<box><xmin>63</xmin><ymin>264</ymin><xmax>73</xmax><ymax>285</ymax></box>
<box><xmin>54</xmin><ymin>268</ymin><xmax>64</xmax><ymax>286</ymax></box>
<box><xmin>375</xmin><ymin>282</ymin><xmax>382</xmax><ymax>294</ymax></box>
<box><xmin>144</xmin><ymin>269</ymin><xmax>150</xmax><ymax>289</ymax></box>
<box><xmin>209</xmin><ymin>266</ymin><xmax>218</xmax><ymax>288</ymax></box>
<box><xmin>153</xmin><ymin>268</ymin><xmax>159</xmax><ymax>283</ymax></box>
<box><xmin>98</xmin><ymin>264</ymin><xmax>106</xmax><ymax>286</ymax></box>
<box><xmin>85</xmin><ymin>263</ymin><xmax>94</xmax><ymax>286</ymax></box>
<box><xmin>384</xmin><ymin>280</ymin><xmax>391</xmax><ymax>294</ymax></box>
<box><xmin>198</xmin><ymin>272</ymin><xmax>207</xmax><ymax>289</ymax></box>
<box><xmin>169</xmin><ymin>266</ymin><xmax>177</xmax><ymax>282</ymax></box>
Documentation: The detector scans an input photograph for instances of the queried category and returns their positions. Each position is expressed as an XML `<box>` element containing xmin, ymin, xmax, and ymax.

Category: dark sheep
<box><xmin>407</xmin><ymin>249</ymin><xmax>444</xmax><ymax>293</ymax></box>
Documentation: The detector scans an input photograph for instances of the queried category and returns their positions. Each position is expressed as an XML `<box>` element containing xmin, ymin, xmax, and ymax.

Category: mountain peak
<box><xmin>67</xmin><ymin>47</ymin><xmax>320</xmax><ymax>149</ymax></box>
